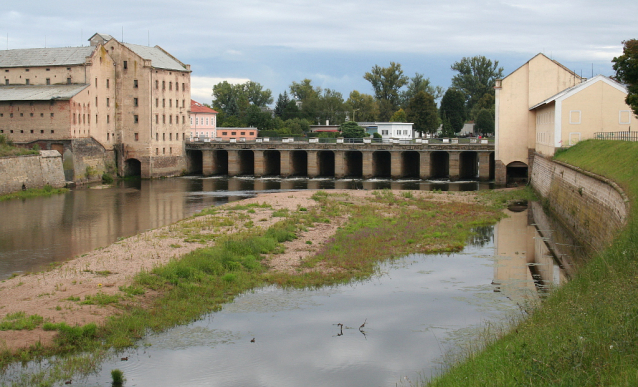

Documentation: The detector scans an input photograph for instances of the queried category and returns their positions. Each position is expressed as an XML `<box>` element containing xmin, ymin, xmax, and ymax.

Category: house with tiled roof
<box><xmin>0</xmin><ymin>33</ymin><xmax>191</xmax><ymax>179</ymax></box>
<box><xmin>190</xmin><ymin>99</ymin><xmax>217</xmax><ymax>139</ymax></box>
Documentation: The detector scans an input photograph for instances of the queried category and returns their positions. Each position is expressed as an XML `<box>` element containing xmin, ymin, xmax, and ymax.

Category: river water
<box><xmin>0</xmin><ymin>177</ymin><xmax>585</xmax><ymax>387</ymax></box>
<box><xmin>0</xmin><ymin>177</ymin><xmax>491</xmax><ymax>280</ymax></box>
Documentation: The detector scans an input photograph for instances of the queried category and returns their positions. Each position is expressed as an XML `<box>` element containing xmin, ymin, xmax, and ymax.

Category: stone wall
<box><xmin>0</xmin><ymin>150</ymin><xmax>66</xmax><ymax>195</ymax></box>
<box><xmin>530</xmin><ymin>154</ymin><xmax>629</xmax><ymax>252</ymax></box>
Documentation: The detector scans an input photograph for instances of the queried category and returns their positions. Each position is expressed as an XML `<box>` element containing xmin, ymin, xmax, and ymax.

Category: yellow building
<box><xmin>0</xmin><ymin>33</ymin><xmax>191</xmax><ymax>179</ymax></box>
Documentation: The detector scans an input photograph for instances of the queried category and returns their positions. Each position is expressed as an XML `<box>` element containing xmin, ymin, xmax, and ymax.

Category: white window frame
<box><xmin>569</xmin><ymin>110</ymin><xmax>581</xmax><ymax>124</ymax></box>
<box><xmin>619</xmin><ymin>110</ymin><xmax>632</xmax><ymax>124</ymax></box>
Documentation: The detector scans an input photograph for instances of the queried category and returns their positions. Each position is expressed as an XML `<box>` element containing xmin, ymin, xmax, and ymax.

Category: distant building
<box><xmin>494</xmin><ymin>53</ymin><xmax>636</xmax><ymax>184</ymax></box>
<box><xmin>358</xmin><ymin>122</ymin><xmax>414</xmax><ymax>140</ymax></box>
<box><xmin>0</xmin><ymin>32</ymin><xmax>191</xmax><ymax>179</ymax></box>
<box><xmin>216</xmin><ymin>127</ymin><xmax>258</xmax><ymax>141</ymax></box>
<box><xmin>190</xmin><ymin>100</ymin><xmax>217</xmax><ymax>139</ymax></box>
<box><xmin>309</xmin><ymin>124</ymin><xmax>340</xmax><ymax>133</ymax></box>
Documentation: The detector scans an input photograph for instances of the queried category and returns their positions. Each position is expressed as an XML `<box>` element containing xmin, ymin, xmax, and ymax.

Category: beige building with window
<box><xmin>0</xmin><ymin>32</ymin><xmax>191</xmax><ymax>179</ymax></box>
<box><xmin>495</xmin><ymin>54</ymin><xmax>636</xmax><ymax>185</ymax></box>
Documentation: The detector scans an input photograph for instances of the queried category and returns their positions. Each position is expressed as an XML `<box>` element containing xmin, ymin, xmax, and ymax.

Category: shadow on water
<box><xmin>0</xmin><ymin>202</ymin><xmax>585</xmax><ymax>387</ymax></box>
<box><xmin>0</xmin><ymin>176</ymin><xmax>492</xmax><ymax>280</ymax></box>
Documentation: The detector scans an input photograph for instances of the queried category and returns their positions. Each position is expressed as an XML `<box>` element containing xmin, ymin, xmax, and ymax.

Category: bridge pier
<box><xmin>280</xmin><ymin>150</ymin><xmax>291</xmax><ymax>177</ymax></box>
<box><xmin>228</xmin><ymin>150</ymin><xmax>240</xmax><ymax>176</ymax></box>
<box><xmin>449</xmin><ymin>151</ymin><xmax>460</xmax><ymax>181</ymax></box>
<box><xmin>335</xmin><ymin>151</ymin><xmax>346</xmax><ymax>178</ymax></box>
<box><xmin>254</xmin><ymin>150</ymin><xmax>265</xmax><ymax>177</ymax></box>
<box><xmin>391</xmin><ymin>151</ymin><xmax>402</xmax><ymax>179</ymax></box>
<box><xmin>479</xmin><ymin>152</ymin><xmax>492</xmax><ymax>181</ymax></box>
<box><xmin>307</xmin><ymin>151</ymin><xmax>319</xmax><ymax>178</ymax></box>
<box><xmin>362</xmin><ymin>152</ymin><xmax>373</xmax><ymax>179</ymax></box>
<box><xmin>420</xmin><ymin>151</ymin><xmax>431</xmax><ymax>180</ymax></box>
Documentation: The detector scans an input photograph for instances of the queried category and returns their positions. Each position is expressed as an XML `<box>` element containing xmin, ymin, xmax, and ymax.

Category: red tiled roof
<box><xmin>191</xmin><ymin>99</ymin><xmax>217</xmax><ymax>114</ymax></box>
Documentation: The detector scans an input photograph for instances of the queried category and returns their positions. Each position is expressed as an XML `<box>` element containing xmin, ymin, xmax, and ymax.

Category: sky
<box><xmin>2</xmin><ymin>0</ymin><xmax>637</xmax><ymax>105</ymax></box>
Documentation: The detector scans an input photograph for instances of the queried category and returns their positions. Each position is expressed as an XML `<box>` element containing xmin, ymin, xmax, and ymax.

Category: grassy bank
<box><xmin>0</xmin><ymin>185</ymin><xmax>68</xmax><ymax>202</ymax></box>
<box><xmin>426</xmin><ymin>140</ymin><xmax>638</xmax><ymax>386</ymax></box>
<box><xmin>0</xmin><ymin>189</ymin><xmax>530</xmax><ymax>387</ymax></box>
<box><xmin>0</xmin><ymin>135</ymin><xmax>39</xmax><ymax>158</ymax></box>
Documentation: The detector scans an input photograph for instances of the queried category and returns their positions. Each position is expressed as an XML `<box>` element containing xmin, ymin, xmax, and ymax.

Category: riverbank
<box><xmin>426</xmin><ymin>140</ymin><xmax>638</xmax><ymax>386</ymax></box>
<box><xmin>0</xmin><ymin>187</ymin><xmax>531</xmax><ymax>385</ymax></box>
<box><xmin>0</xmin><ymin>185</ymin><xmax>68</xmax><ymax>201</ymax></box>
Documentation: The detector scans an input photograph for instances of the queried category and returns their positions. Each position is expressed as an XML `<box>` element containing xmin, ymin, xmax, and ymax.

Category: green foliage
<box><xmin>111</xmin><ymin>369</ymin><xmax>125</xmax><ymax>386</ymax></box>
<box><xmin>389</xmin><ymin>108</ymin><xmax>407</xmax><ymax>122</ymax></box>
<box><xmin>612</xmin><ymin>39</ymin><xmax>638</xmax><ymax>116</ymax></box>
<box><xmin>212</xmin><ymin>80</ymin><xmax>273</xmax><ymax>127</ymax></box>
<box><xmin>372</xmin><ymin>132</ymin><xmax>382</xmax><ymax>139</ymax></box>
<box><xmin>407</xmin><ymin>91</ymin><xmax>439</xmax><ymax>136</ymax></box>
<box><xmin>0</xmin><ymin>312</ymin><xmax>44</xmax><ymax>330</ymax></box>
<box><xmin>345</xmin><ymin>90</ymin><xmax>379</xmax><ymax>122</ymax></box>
<box><xmin>439</xmin><ymin>88</ymin><xmax>466</xmax><ymax>133</ymax></box>
<box><xmin>400</xmin><ymin>73</ymin><xmax>444</xmax><ymax>108</ymax></box>
<box><xmin>102</xmin><ymin>173</ymin><xmax>114</xmax><ymax>184</ymax></box>
<box><xmin>474</xmin><ymin>108</ymin><xmax>494</xmax><ymax>135</ymax></box>
<box><xmin>364</xmin><ymin>62</ymin><xmax>409</xmax><ymax>121</ymax></box>
<box><xmin>450</xmin><ymin>56</ymin><xmax>504</xmax><ymax>112</ymax></box>
<box><xmin>0</xmin><ymin>185</ymin><xmax>68</xmax><ymax>201</ymax></box>
<box><xmin>340</xmin><ymin>121</ymin><xmax>367</xmax><ymax>138</ymax></box>
<box><xmin>469</xmin><ymin>93</ymin><xmax>495</xmax><ymax>122</ymax></box>
<box><xmin>0</xmin><ymin>134</ymin><xmax>40</xmax><ymax>157</ymax></box>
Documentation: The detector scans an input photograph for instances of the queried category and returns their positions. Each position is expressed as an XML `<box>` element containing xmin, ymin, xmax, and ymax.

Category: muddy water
<box><xmin>38</xmin><ymin>204</ymin><xmax>580</xmax><ymax>387</ymax></box>
<box><xmin>0</xmin><ymin>177</ymin><xmax>491</xmax><ymax>280</ymax></box>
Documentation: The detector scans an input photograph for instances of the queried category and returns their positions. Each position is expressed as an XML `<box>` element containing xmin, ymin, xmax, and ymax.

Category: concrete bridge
<box><xmin>185</xmin><ymin>139</ymin><xmax>495</xmax><ymax>181</ymax></box>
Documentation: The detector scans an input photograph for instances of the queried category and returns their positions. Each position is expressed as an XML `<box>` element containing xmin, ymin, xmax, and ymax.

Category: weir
<box><xmin>186</xmin><ymin>141</ymin><xmax>495</xmax><ymax>181</ymax></box>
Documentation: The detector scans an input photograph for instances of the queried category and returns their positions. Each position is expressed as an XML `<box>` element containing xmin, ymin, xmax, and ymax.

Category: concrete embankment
<box><xmin>530</xmin><ymin>153</ymin><xmax>629</xmax><ymax>252</ymax></box>
<box><xmin>0</xmin><ymin>150</ymin><xmax>66</xmax><ymax>195</ymax></box>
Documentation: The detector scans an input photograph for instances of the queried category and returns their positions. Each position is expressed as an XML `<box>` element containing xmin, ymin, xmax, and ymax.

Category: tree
<box><xmin>468</xmin><ymin>93</ymin><xmax>495</xmax><ymax>122</ymax></box>
<box><xmin>212</xmin><ymin>80</ymin><xmax>273</xmax><ymax>126</ymax></box>
<box><xmin>281</xmin><ymin>118</ymin><xmax>310</xmax><ymax>135</ymax></box>
<box><xmin>441</xmin><ymin>115</ymin><xmax>455</xmax><ymax>138</ymax></box>
<box><xmin>612</xmin><ymin>39</ymin><xmax>638</xmax><ymax>116</ymax></box>
<box><xmin>274</xmin><ymin>91</ymin><xmax>290</xmax><ymax>117</ymax></box>
<box><xmin>345</xmin><ymin>90</ymin><xmax>378</xmax><ymax>122</ymax></box>
<box><xmin>406</xmin><ymin>91</ymin><xmax>439</xmax><ymax>137</ymax></box>
<box><xmin>244</xmin><ymin>81</ymin><xmax>273</xmax><ymax>107</ymax></box>
<box><xmin>364</xmin><ymin>62</ymin><xmax>409</xmax><ymax>121</ymax></box>
<box><xmin>289</xmin><ymin>79</ymin><xmax>321</xmax><ymax>101</ymax></box>
<box><xmin>340</xmin><ymin>121</ymin><xmax>367</xmax><ymax>138</ymax></box>
<box><xmin>450</xmin><ymin>56</ymin><xmax>503</xmax><ymax>112</ymax></box>
<box><xmin>439</xmin><ymin>88</ymin><xmax>466</xmax><ymax>133</ymax></box>
<box><xmin>474</xmin><ymin>108</ymin><xmax>495</xmax><ymax>136</ymax></box>
<box><xmin>390</xmin><ymin>108</ymin><xmax>407</xmax><ymax>122</ymax></box>
<box><xmin>400</xmin><ymin>73</ymin><xmax>444</xmax><ymax>108</ymax></box>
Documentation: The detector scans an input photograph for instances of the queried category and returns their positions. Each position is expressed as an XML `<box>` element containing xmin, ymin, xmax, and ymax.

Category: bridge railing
<box><xmin>594</xmin><ymin>131</ymin><xmax>638</xmax><ymax>141</ymax></box>
<box><xmin>188</xmin><ymin>136</ymin><xmax>493</xmax><ymax>145</ymax></box>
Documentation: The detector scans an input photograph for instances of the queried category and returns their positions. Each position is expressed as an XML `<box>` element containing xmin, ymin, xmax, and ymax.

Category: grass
<box><xmin>425</xmin><ymin>140</ymin><xmax>638</xmax><ymax>386</ymax></box>
<box><xmin>0</xmin><ymin>184</ymin><xmax>68</xmax><ymax>202</ymax></box>
<box><xmin>0</xmin><ymin>134</ymin><xmax>40</xmax><ymax>158</ymax></box>
<box><xmin>0</xmin><ymin>188</ymin><xmax>532</xmax><ymax>386</ymax></box>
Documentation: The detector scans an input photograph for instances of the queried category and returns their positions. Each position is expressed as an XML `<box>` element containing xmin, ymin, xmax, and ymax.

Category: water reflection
<box><xmin>0</xmin><ymin>177</ymin><xmax>491</xmax><ymax>280</ymax></box>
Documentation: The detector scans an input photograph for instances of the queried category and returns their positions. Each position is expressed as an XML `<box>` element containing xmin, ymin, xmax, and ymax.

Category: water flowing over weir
<box><xmin>1</xmin><ymin>202</ymin><xmax>584</xmax><ymax>387</ymax></box>
<box><xmin>0</xmin><ymin>177</ymin><xmax>492</xmax><ymax>280</ymax></box>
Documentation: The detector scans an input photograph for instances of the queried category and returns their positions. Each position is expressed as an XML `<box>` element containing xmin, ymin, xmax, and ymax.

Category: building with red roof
<box><xmin>190</xmin><ymin>99</ymin><xmax>217</xmax><ymax>139</ymax></box>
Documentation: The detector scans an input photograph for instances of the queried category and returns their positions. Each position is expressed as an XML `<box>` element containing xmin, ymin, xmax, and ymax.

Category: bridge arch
<box><xmin>263</xmin><ymin>150</ymin><xmax>280</xmax><ymax>176</ymax></box>
<box><xmin>290</xmin><ymin>150</ymin><xmax>308</xmax><ymax>176</ymax></box>
<box><xmin>344</xmin><ymin>151</ymin><xmax>363</xmax><ymax>178</ymax></box>
<box><xmin>372</xmin><ymin>151</ymin><xmax>391</xmax><ymax>178</ymax></box>
<box><xmin>402</xmin><ymin>151</ymin><xmax>420</xmax><ymax>178</ymax></box>
<box><xmin>430</xmin><ymin>151</ymin><xmax>449</xmax><ymax>179</ymax></box>
<box><xmin>459</xmin><ymin>151</ymin><xmax>479</xmax><ymax>180</ymax></box>
<box><xmin>237</xmin><ymin>150</ymin><xmax>254</xmax><ymax>176</ymax></box>
<box><xmin>124</xmin><ymin>158</ymin><xmax>141</xmax><ymax>177</ymax></box>
<box><xmin>186</xmin><ymin>150</ymin><xmax>203</xmax><ymax>175</ymax></box>
<box><xmin>506</xmin><ymin>161</ymin><xmax>528</xmax><ymax>185</ymax></box>
<box><xmin>317</xmin><ymin>151</ymin><xmax>335</xmax><ymax>177</ymax></box>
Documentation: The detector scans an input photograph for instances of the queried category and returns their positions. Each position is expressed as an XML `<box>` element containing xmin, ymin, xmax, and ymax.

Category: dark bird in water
<box><xmin>250</xmin><ymin>338</ymin><xmax>255</xmax><ymax>343</ymax></box>
<box><xmin>120</xmin><ymin>357</ymin><xmax>128</xmax><ymax>361</ymax></box>
<box><xmin>359</xmin><ymin>319</ymin><xmax>367</xmax><ymax>330</ymax></box>
<box><xmin>64</xmin><ymin>381</ymin><xmax>72</xmax><ymax>385</ymax></box>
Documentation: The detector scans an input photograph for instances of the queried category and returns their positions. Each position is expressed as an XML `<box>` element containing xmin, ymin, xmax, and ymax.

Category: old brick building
<box><xmin>0</xmin><ymin>33</ymin><xmax>191</xmax><ymax>179</ymax></box>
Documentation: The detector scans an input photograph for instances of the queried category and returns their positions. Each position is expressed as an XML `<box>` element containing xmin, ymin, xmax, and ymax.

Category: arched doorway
<box><xmin>506</xmin><ymin>161</ymin><xmax>528</xmax><ymax>185</ymax></box>
<box><xmin>124</xmin><ymin>158</ymin><xmax>142</xmax><ymax>177</ymax></box>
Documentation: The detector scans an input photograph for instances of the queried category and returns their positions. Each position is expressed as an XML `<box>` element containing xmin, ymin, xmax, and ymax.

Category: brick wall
<box><xmin>530</xmin><ymin>154</ymin><xmax>629</xmax><ymax>252</ymax></box>
<box><xmin>0</xmin><ymin>150</ymin><xmax>65</xmax><ymax>195</ymax></box>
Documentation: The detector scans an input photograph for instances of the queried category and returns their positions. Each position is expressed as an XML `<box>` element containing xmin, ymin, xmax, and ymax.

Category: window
<box><xmin>134</xmin><ymin>133</ymin><xmax>139</xmax><ymax>141</ymax></box>
<box><xmin>46</xmin><ymin>78</ymin><xmax>50</xmax><ymax>85</ymax></box>
<box><xmin>25</xmin><ymin>69</ymin><xmax>29</xmax><ymax>72</ymax></box>
<box><xmin>620</xmin><ymin>110</ymin><xmax>632</xmax><ymax>124</ymax></box>
<box><xmin>182</xmin><ymin>99</ymin><xmax>185</xmax><ymax>108</ymax></box>
<box><xmin>569</xmin><ymin>110</ymin><xmax>581</xmax><ymax>124</ymax></box>
<box><xmin>123</xmin><ymin>61</ymin><xmax>128</xmax><ymax>69</ymax></box>
<box><xmin>107</xmin><ymin>133</ymin><xmax>110</xmax><ymax>141</ymax></box>
<box><xmin>50</xmin><ymin>113</ymin><xmax>54</xmax><ymax>117</ymax></box>
<box><xmin>163</xmin><ymin>148</ymin><xmax>165</xmax><ymax>154</ymax></box>
<box><xmin>182</xmin><ymin>116</ymin><xmax>185</xmax><ymax>124</ymax></box>
<box><xmin>156</xmin><ymin>148</ymin><xmax>158</xmax><ymax>155</ymax></box>
<box><xmin>95</xmin><ymin>115</ymin><xmax>98</xmax><ymax>124</ymax></box>
<box><xmin>222</xmin><ymin>132</ymin><xmax>227</xmax><ymax>136</ymax></box>
<box><xmin>162</xmin><ymin>81</ymin><xmax>165</xmax><ymax>90</ymax></box>
<box><xmin>134</xmin><ymin>115</ymin><xmax>139</xmax><ymax>123</ymax></box>
<box><xmin>95</xmin><ymin>78</ymin><xmax>98</xmax><ymax>87</ymax></box>
<box><xmin>96</xmin><ymin>97</ymin><xmax>98</xmax><ymax>106</ymax></box>
<box><xmin>156</xmin><ymin>115</ymin><xmax>159</xmax><ymax>124</ymax></box>
<box><xmin>134</xmin><ymin>79</ymin><xmax>138</xmax><ymax>88</ymax></box>
<box><xmin>107</xmin><ymin>115</ymin><xmax>110</xmax><ymax>124</ymax></box>
<box><xmin>231</xmin><ymin>132</ymin><xmax>236</xmax><ymax>136</ymax></box>
<box><xmin>176</xmin><ymin>133</ymin><xmax>179</xmax><ymax>140</ymax></box>
<box><xmin>4</xmin><ymin>80</ymin><xmax>7</xmax><ymax>85</ymax></box>
<box><xmin>156</xmin><ymin>133</ymin><xmax>159</xmax><ymax>141</ymax></box>
<box><xmin>163</xmin><ymin>115</ymin><xmax>165</xmax><ymax>124</ymax></box>
<box><xmin>169</xmin><ymin>82</ymin><xmax>172</xmax><ymax>91</ymax></box>
<box><xmin>155</xmin><ymin>80</ymin><xmax>159</xmax><ymax>89</ymax></box>
<box><xmin>46</xmin><ymin>68</ymin><xmax>50</xmax><ymax>71</ymax></box>
<box><xmin>25</xmin><ymin>79</ymin><xmax>29</xmax><ymax>85</ymax></box>
<box><xmin>40</xmin><ymin>130</ymin><xmax>44</xmax><ymax>133</ymax></box>
<box><xmin>163</xmin><ymin>133</ymin><xmax>165</xmax><ymax>141</ymax></box>
<box><xmin>162</xmin><ymin>99</ymin><xmax>165</xmax><ymax>107</ymax></box>
<box><xmin>73</xmin><ymin>114</ymin><xmax>76</xmax><ymax>124</ymax></box>
<box><xmin>30</xmin><ymin>113</ymin><xmax>33</xmax><ymax>117</ymax></box>
<box><xmin>106</xmin><ymin>79</ymin><xmax>109</xmax><ymax>88</ymax></box>
<box><xmin>156</xmin><ymin>98</ymin><xmax>159</xmax><ymax>107</ymax></box>
<box><xmin>67</xmin><ymin>78</ymin><xmax>71</xmax><ymax>84</ymax></box>
<box><xmin>169</xmin><ymin>115</ymin><xmax>172</xmax><ymax>124</ymax></box>
<box><xmin>40</xmin><ymin>113</ymin><xmax>43</xmax><ymax>117</ymax></box>
<box><xmin>169</xmin><ymin>133</ymin><xmax>172</xmax><ymax>141</ymax></box>
<box><xmin>134</xmin><ymin>98</ymin><xmax>138</xmax><ymax>107</ymax></box>
<box><xmin>241</xmin><ymin>132</ymin><xmax>245</xmax><ymax>135</ymax></box>
<box><xmin>51</xmin><ymin>130</ymin><xmax>54</xmax><ymax>134</ymax></box>
<box><xmin>106</xmin><ymin>98</ymin><xmax>110</xmax><ymax>107</ymax></box>
<box><xmin>169</xmin><ymin>99</ymin><xmax>172</xmax><ymax>108</ymax></box>
<box><xmin>182</xmin><ymin>83</ymin><xmax>185</xmax><ymax>91</ymax></box>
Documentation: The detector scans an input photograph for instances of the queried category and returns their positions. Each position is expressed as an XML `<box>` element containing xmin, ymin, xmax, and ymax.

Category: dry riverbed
<box><xmin>0</xmin><ymin>189</ymin><xmax>484</xmax><ymax>352</ymax></box>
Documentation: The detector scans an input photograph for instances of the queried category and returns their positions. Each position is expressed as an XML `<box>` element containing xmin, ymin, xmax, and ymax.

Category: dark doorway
<box><xmin>430</xmin><ymin>151</ymin><xmax>449</xmax><ymax>179</ymax></box>
<box><xmin>373</xmin><ymin>151</ymin><xmax>391</xmax><ymax>178</ymax></box>
<box><xmin>318</xmin><ymin>151</ymin><xmax>335</xmax><ymax>177</ymax></box>
<box><xmin>402</xmin><ymin>151</ymin><xmax>420</xmax><ymax>178</ymax></box>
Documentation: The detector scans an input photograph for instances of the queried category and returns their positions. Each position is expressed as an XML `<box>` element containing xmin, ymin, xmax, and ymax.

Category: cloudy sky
<box><xmin>2</xmin><ymin>0</ymin><xmax>636</xmax><ymax>104</ymax></box>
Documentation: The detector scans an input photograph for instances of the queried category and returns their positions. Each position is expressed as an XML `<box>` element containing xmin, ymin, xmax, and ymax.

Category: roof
<box><xmin>529</xmin><ymin>75</ymin><xmax>628</xmax><ymax>110</ymax></box>
<box><xmin>500</xmin><ymin>53</ymin><xmax>581</xmax><ymax>82</ymax></box>
<box><xmin>122</xmin><ymin>43</ymin><xmax>188</xmax><ymax>71</ymax></box>
<box><xmin>190</xmin><ymin>99</ymin><xmax>217</xmax><ymax>114</ymax></box>
<box><xmin>88</xmin><ymin>33</ymin><xmax>113</xmax><ymax>42</ymax></box>
<box><xmin>0</xmin><ymin>84</ymin><xmax>89</xmax><ymax>101</ymax></box>
<box><xmin>0</xmin><ymin>46</ymin><xmax>95</xmax><ymax>68</ymax></box>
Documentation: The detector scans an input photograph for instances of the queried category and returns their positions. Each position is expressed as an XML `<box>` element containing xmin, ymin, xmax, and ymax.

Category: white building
<box><xmin>358</xmin><ymin>122</ymin><xmax>415</xmax><ymax>140</ymax></box>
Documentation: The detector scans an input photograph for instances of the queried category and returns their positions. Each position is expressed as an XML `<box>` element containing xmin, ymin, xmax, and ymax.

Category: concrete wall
<box><xmin>0</xmin><ymin>150</ymin><xmax>65</xmax><ymax>195</ymax></box>
<box><xmin>530</xmin><ymin>154</ymin><xmax>629</xmax><ymax>252</ymax></box>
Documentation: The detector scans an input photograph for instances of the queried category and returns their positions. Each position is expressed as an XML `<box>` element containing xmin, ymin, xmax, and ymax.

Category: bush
<box><xmin>102</xmin><ymin>173</ymin><xmax>114</xmax><ymax>184</ymax></box>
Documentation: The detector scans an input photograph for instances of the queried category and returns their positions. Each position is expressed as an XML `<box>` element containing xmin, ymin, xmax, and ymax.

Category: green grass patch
<box><xmin>0</xmin><ymin>312</ymin><xmax>44</xmax><ymax>331</ymax></box>
<box><xmin>0</xmin><ymin>134</ymin><xmax>40</xmax><ymax>157</ymax></box>
<box><xmin>426</xmin><ymin>140</ymin><xmax>638</xmax><ymax>386</ymax></box>
<box><xmin>0</xmin><ymin>184</ymin><xmax>68</xmax><ymax>202</ymax></box>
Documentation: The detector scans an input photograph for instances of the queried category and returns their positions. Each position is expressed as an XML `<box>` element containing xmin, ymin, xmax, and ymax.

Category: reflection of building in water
<box><xmin>493</xmin><ymin>205</ymin><xmax>569</xmax><ymax>302</ymax></box>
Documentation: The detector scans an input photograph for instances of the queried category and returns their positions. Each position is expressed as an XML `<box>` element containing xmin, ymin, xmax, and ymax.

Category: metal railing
<box><xmin>594</xmin><ymin>131</ymin><xmax>638</xmax><ymax>141</ymax></box>
<box><xmin>188</xmin><ymin>136</ymin><xmax>494</xmax><ymax>145</ymax></box>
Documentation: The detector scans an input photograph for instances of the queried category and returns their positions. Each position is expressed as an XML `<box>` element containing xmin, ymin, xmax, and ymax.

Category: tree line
<box><xmin>209</xmin><ymin>55</ymin><xmax>504</xmax><ymax>137</ymax></box>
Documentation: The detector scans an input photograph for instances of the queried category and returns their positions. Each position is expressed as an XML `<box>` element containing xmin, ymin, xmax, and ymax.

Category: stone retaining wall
<box><xmin>0</xmin><ymin>150</ymin><xmax>66</xmax><ymax>195</ymax></box>
<box><xmin>530</xmin><ymin>154</ymin><xmax>629</xmax><ymax>252</ymax></box>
